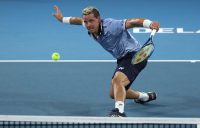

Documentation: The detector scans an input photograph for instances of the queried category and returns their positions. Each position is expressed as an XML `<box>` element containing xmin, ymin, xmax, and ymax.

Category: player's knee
<box><xmin>112</xmin><ymin>77</ymin><xmax>123</xmax><ymax>88</ymax></box>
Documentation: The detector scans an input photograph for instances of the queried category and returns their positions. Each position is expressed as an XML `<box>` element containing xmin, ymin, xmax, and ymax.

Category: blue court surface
<box><xmin>0</xmin><ymin>61</ymin><xmax>199</xmax><ymax>117</ymax></box>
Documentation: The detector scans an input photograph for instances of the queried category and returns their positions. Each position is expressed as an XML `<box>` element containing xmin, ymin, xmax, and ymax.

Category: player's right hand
<box><xmin>52</xmin><ymin>5</ymin><xmax>63</xmax><ymax>22</ymax></box>
<box><xmin>150</xmin><ymin>21</ymin><xmax>160</xmax><ymax>32</ymax></box>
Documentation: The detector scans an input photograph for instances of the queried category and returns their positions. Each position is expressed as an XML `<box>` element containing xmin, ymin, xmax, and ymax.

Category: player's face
<box><xmin>83</xmin><ymin>13</ymin><xmax>100</xmax><ymax>35</ymax></box>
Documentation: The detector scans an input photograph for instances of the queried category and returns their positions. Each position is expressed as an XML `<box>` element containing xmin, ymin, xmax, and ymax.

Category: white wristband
<box><xmin>143</xmin><ymin>19</ymin><xmax>152</xmax><ymax>28</ymax></box>
<box><xmin>62</xmin><ymin>17</ymin><xmax>71</xmax><ymax>24</ymax></box>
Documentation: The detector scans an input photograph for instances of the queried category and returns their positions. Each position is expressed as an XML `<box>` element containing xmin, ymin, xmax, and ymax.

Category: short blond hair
<box><xmin>82</xmin><ymin>6</ymin><xmax>100</xmax><ymax>17</ymax></box>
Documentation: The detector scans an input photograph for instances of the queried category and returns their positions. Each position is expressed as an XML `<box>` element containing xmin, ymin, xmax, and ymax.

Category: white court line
<box><xmin>0</xmin><ymin>60</ymin><xmax>199</xmax><ymax>63</ymax></box>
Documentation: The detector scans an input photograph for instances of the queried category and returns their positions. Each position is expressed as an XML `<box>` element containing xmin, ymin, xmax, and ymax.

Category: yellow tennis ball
<box><xmin>52</xmin><ymin>52</ymin><xmax>60</xmax><ymax>60</ymax></box>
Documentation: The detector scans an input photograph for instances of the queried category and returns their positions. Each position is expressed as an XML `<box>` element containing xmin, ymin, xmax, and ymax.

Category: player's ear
<box><xmin>97</xmin><ymin>16</ymin><xmax>101</xmax><ymax>22</ymax></box>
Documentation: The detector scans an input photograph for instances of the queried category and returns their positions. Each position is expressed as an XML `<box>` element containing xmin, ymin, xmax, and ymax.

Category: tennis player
<box><xmin>53</xmin><ymin>6</ymin><xmax>160</xmax><ymax>117</ymax></box>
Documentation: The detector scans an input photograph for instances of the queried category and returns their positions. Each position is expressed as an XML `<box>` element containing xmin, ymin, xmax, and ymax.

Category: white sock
<box><xmin>138</xmin><ymin>92</ymin><xmax>149</xmax><ymax>101</ymax></box>
<box><xmin>115</xmin><ymin>101</ymin><xmax>124</xmax><ymax>113</ymax></box>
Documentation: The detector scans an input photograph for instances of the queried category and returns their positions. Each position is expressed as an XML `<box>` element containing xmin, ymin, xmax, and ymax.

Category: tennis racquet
<box><xmin>131</xmin><ymin>29</ymin><xmax>157</xmax><ymax>65</ymax></box>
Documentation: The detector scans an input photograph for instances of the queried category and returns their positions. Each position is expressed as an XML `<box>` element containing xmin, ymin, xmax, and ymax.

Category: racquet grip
<box><xmin>150</xmin><ymin>29</ymin><xmax>157</xmax><ymax>37</ymax></box>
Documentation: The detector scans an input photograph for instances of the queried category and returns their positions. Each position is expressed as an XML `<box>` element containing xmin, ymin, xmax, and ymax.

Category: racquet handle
<box><xmin>150</xmin><ymin>29</ymin><xmax>157</xmax><ymax>37</ymax></box>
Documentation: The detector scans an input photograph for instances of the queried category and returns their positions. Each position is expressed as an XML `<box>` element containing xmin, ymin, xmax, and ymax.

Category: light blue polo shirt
<box><xmin>88</xmin><ymin>18</ymin><xmax>141</xmax><ymax>59</ymax></box>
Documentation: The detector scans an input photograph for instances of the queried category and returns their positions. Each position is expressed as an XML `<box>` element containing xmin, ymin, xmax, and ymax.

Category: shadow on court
<box><xmin>0</xmin><ymin>62</ymin><xmax>199</xmax><ymax>117</ymax></box>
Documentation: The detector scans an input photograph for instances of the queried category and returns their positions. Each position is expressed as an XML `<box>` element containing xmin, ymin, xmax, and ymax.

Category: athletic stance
<box><xmin>53</xmin><ymin>6</ymin><xmax>160</xmax><ymax>117</ymax></box>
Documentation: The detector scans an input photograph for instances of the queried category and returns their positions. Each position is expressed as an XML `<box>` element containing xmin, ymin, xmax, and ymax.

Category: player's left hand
<box><xmin>150</xmin><ymin>22</ymin><xmax>160</xmax><ymax>32</ymax></box>
<box><xmin>52</xmin><ymin>5</ymin><xmax>63</xmax><ymax>22</ymax></box>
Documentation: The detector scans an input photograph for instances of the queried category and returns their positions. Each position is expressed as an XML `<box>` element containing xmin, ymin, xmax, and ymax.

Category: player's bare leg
<box><xmin>112</xmin><ymin>72</ymin><xmax>130</xmax><ymax>101</ymax></box>
<box><xmin>109</xmin><ymin>80</ymin><xmax>146</xmax><ymax>100</ymax></box>
<box><xmin>110</xmin><ymin>73</ymin><xmax>157</xmax><ymax>105</ymax></box>
<box><xmin>108</xmin><ymin>71</ymin><xmax>129</xmax><ymax>117</ymax></box>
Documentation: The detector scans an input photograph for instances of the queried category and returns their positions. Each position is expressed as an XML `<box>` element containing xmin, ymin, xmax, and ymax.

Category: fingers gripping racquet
<box><xmin>131</xmin><ymin>29</ymin><xmax>157</xmax><ymax>65</ymax></box>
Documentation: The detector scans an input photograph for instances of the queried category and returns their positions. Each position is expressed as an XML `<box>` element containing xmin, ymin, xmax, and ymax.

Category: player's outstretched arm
<box><xmin>52</xmin><ymin>5</ymin><xmax>83</xmax><ymax>25</ymax></box>
<box><xmin>125</xmin><ymin>18</ymin><xmax>160</xmax><ymax>31</ymax></box>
